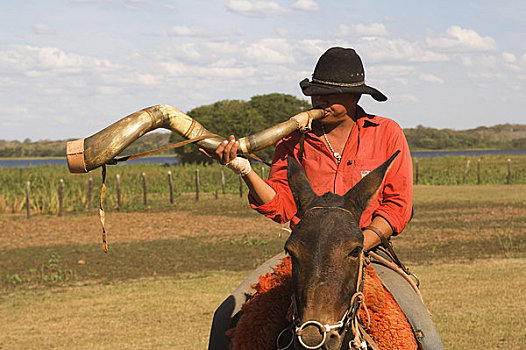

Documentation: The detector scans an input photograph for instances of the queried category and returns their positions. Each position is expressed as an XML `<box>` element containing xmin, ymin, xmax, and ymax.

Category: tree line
<box><xmin>2</xmin><ymin>93</ymin><xmax>525</xmax><ymax>161</ymax></box>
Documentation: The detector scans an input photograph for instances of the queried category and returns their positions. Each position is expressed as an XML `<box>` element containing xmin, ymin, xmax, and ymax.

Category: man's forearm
<box><xmin>243</xmin><ymin>170</ymin><xmax>276</xmax><ymax>206</ymax></box>
<box><xmin>362</xmin><ymin>216</ymin><xmax>393</xmax><ymax>251</ymax></box>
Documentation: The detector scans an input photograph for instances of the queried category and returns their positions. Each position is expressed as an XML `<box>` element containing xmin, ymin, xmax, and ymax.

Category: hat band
<box><xmin>311</xmin><ymin>78</ymin><xmax>365</xmax><ymax>87</ymax></box>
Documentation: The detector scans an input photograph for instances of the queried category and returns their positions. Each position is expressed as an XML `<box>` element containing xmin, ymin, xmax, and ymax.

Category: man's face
<box><xmin>311</xmin><ymin>93</ymin><xmax>361</xmax><ymax>121</ymax></box>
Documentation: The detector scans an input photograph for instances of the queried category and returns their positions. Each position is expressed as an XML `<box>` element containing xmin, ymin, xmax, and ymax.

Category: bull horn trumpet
<box><xmin>66</xmin><ymin>105</ymin><xmax>324</xmax><ymax>173</ymax></box>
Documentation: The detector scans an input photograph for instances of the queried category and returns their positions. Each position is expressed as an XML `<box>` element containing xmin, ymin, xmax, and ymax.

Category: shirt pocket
<box><xmin>352</xmin><ymin>159</ymin><xmax>385</xmax><ymax>179</ymax></box>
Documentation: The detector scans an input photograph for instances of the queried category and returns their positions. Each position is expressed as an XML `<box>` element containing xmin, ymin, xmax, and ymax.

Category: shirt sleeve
<box><xmin>248</xmin><ymin>137</ymin><xmax>299</xmax><ymax>225</ymax></box>
<box><xmin>372</xmin><ymin>121</ymin><xmax>414</xmax><ymax>234</ymax></box>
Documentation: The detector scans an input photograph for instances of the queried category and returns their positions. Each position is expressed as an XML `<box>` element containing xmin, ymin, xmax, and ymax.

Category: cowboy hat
<box><xmin>300</xmin><ymin>47</ymin><xmax>387</xmax><ymax>101</ymax></box>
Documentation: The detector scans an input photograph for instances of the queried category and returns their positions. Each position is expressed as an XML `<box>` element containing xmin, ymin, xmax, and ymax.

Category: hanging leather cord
<box><xmin>97</xmin><ymin>133</ymin><xmax>271</xmax><ymax>252</ymax></box>
<box><xmin>99</xmin><ymin>164</ymin><xmax>108</xmax><ymax>253</ymax></box>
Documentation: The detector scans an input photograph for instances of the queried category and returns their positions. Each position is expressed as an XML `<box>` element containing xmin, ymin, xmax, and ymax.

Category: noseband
<box><xmin>277</xmin><ymin>207</ymin><xmax>371</xmax><ymax>350</ymax></box>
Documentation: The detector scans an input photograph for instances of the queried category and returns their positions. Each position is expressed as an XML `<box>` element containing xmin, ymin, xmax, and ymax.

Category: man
<box><xmin>207</xmin><ymin>47</ymin><xmax>443</xmax><ymax>349</ymax></box>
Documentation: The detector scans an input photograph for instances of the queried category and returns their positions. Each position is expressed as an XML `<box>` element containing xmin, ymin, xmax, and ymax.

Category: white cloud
<box><xmin>98</xmin><ymin>86</ymin><xmax>123</xmax><ymax>95</ymax></box>
<box><xmin>460</xmin><ymin>56</ymin><xmax>473</xmax><ymax>66</ymax></box>
<box><xmin>246</xmin><ymin>38</ymin><xmax>295</xmax><ymax>64</ymax></box>
<box><xmin>32</xmin><ymin>24</ymin><xmax>56</xmax><ymax>35</ymax></box>
<box><xmin>168</xmin><ymin>25</ymin><xmax>208</xmax><ymax>37</ymax></box>
<box><xmin>162</xmin><ymin>3</ymin><xmax>176</xmax><ymax>11</ymax></box>
<box><xmin>367</xmin><ymin>64</ymin><xmax>415</xmax><ymax>78</ymax></box>
<box><xmin>426</xmin><ymin>25</ymin><xmax>497</xmax><ymax>52</ymax></box>
<box><xmin>502</xmin><ymin>52</ymin><xmax>516</xmax><ymax>63</ymax></box>
<box><xmin>69</xmin><ymin>0</ymin><xmax>114</xmax><ymax>2</ymax></box>
<box><xmin>502</xmin><ymin>51</ymin><xmax>521</xmax><ymax>71</ymax></box>
<box><xmin>395</xmin><ymin>94</ymin><xmax>419</xmax><ymax>103</ymax></box>
<box><xmin>420</xmin><ymin>73</ymin><xmax>444</xmax><ymax>84</ymax></box>
<box><xmin>101</xmin><ymin>72</ymin><xmax>162</xmax><ymax>86</ymax></box>
<box><xmin>0</xmin><ymin>45</ymin><xmax>116</xmax><ymax>74</ymax></box>
<box><xmin>359</xmin><ymin>37</ymin><xmax>449</xmax><ymax>63</ymax></box>
<box><xmin>0</xmin><ymin>106</ymin><xmax>29</xmax><ymax>115</ymax></box>
<box><xmin>291</xmin><ymin>0</ymin><xmax>319</xmax><ymax>11</ymax></box>
<box><xmin>226</xmin><ymin>0</ymin><xmax>286</xmax><ymax>17</ymax></box>
<box><xmin>335</xmin><ymin>23</ymin><xmax>388</xmax><ymax>37</ymax></box>
<box><xmin>161</xmin><ymin>60</ymin><xmax>257</xmax><ymax>79</ymax></box>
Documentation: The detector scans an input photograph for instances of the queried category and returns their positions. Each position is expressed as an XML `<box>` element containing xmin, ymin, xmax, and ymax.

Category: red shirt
<box><xmin>249</xmin><ymin>112</ymin><xmax>413</xmax><ymax>234</ymax></box>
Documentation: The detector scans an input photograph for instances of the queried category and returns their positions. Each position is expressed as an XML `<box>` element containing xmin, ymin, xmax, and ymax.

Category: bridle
<box><xmin>277</xmin><ymin>207</ymin><xmax>372</xmax><ymax>350</ymax></box>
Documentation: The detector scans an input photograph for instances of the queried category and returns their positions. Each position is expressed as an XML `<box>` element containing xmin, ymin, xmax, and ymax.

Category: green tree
<box><xmin>170</xmin><ymin>93</ymin><xmax>311</xmax><ymax>164</ymax></box>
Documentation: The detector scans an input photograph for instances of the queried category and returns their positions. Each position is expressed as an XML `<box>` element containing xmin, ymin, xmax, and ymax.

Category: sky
<box><xmin>1</xmin><ymin>0</ymin><xmax>525</xmax><ymax>141</ymax></box>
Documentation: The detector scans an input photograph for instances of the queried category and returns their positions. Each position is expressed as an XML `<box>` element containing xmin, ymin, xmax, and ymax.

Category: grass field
<box><xmin>1</xmin><ymin>184</ymin><xmax>525</xmax><ymax>349</ymax></box>
<box><xmin>1</xmin><ymin>154</ymin><xmax>525</xmax><ymax>215</ymax></box>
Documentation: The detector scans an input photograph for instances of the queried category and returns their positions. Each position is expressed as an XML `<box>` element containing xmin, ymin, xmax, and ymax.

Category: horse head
<box><xmin>283</xmin><ymin>151</ymin><xmax>399</xmax><ymax>350</ymax></box>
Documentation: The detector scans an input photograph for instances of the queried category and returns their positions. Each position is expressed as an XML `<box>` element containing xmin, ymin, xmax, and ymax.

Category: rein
<box><xmin>277</xmin><ymin>206</ymin><xmax>376</xmax><ymax>350</ymax></box>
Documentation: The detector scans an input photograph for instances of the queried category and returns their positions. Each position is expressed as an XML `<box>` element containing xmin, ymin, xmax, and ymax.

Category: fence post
<box><xmin>221</xmin><ymin>169</ymin><xmax>226</xmax><ymax>194</ymax></box>
<box><xmin>215</xmin><ymin>189</ymin><xmax>219</xmax><ymax>200</ymax></box>
<box><xmin>477</xmin><ymin>158</ymin><xmax>481</xmax><ymax>185</ymax></box>
<box><xmin>25</xmin><ymin>181</ymin><xmax>30</xmax><ymax>219</ymax></box>
<box><xmin>116</xmin><ymin>174</ymin><xmax>121</xmax><ymax>211</ymax></box>
<box><xmin>195</xmin><ymin>169</ymin><xmax>200</xmax><ymax>201</ymax></box>
<box><xmin>168</xmin><ymin>171</ymin><xmax>174</xmax><ymax>204</ymax></box>
<box><xmin>87</xmin><ymin>178</ymin><xmax>93</xmax><ymax>210</ymax></box>
<box><xmin>414</xmin><ymin>158</ymin><xmax>419</xmax><ymax>185</ymax></box>
<box><xmin>463</xmin><ymin>159</ymin><xmax>470</xmax><ymax>183</ymax></box>
<box><xmin>58</xmin><ymin>179</ymin><xmax>64</xmax><ymax>217</ymax></box>
<box><xmin>142</xmin><ymin>172</ymin><xmax>147</xmax><ymax>205</ymax></box>
<box><xmin>507</xmin><ymin>159</ymin><xmax>511</xmax><ymax>185</ymax></box>
<box><xmin>239</xmin><ymin>175</ymin><xmax>243</xmax><ymax>197</ymax></box>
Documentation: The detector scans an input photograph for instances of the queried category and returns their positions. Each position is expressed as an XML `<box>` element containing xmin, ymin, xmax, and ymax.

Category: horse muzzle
<box><xmin>277</xmin><ymin>320</ymin><xmax>348</xmax><ymax>350</ymax></box>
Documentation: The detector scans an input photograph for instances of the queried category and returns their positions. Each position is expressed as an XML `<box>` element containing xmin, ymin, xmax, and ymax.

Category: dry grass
<box><xmin>1</xmin><ymin>259</ymin><xmax>524</xmax><ymax>349</ymax></box>
<box><xmin>1</xmin><ymin>184</ymin><xmax>525</xmax><ymax>349</ymax></box>
<box><xmin>0</xmin><ymin>272</ymin><xmax>243</xmax><ymax>350</ymax></box>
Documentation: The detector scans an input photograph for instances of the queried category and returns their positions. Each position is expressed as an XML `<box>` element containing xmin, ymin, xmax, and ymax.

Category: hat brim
<box><xmin>299</xmin><ymin>78</ymin><xmax>387</xmax><ymax>102</ymax></box>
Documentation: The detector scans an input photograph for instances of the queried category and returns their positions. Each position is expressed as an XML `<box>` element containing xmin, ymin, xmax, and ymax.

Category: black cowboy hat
<box><xmin>300</xmin><ymin>47</ymin><xmax>387</xmax><ymax>101</ymax></box>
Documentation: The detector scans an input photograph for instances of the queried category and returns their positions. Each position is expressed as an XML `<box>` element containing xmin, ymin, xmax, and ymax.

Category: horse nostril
<box><xmin>326</xmin><ymin>330</ymin><xmax>342</xmax><ymax>347</ymax></box>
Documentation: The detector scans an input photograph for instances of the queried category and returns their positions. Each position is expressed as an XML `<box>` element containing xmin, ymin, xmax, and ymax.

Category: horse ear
<box><xmin>343</xmin><ymin>151</ymin><xmax>400</xmax><ymax>214</ymax></box>
<box><xmin>287</xmin><ymin>156</ymin><xmax>317</xmax><ymax>217</ymax></box>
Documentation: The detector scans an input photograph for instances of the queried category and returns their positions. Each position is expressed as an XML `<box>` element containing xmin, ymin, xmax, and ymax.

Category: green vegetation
<box><xmin>413</xmin><ymin>154</ymin><xmax>526</xmax><ymax>185</ymax></box>
<box><xmin>405</xmin><ymin>123</ymin><xmax>526</xmax><ymax>151</ymax></box>
<box><xmin>1</xmin><ymin>155</ymin><xmax>525</xmax><ymax>215</ymax></box>
<box><xmin>0</xmin><ymin>162</ymin><xmax>269</xmax><ymax>215</ymax></box>
<box><xmin>170</xmin><ymin>93</ymin><xmax>311</xmax><ymax>163</ymax></box>
<box><xmin>1</xmin><ymin>93</ymin><xmax>524</xmax><ymax>159</ymax></box>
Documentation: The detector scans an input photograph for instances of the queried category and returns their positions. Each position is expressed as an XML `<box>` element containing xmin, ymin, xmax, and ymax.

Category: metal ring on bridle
<box><xmin>296</xmin><ymin>320</ymin><xmax>344</xmax><ymax>349</ymax></box>
<box><xmin>276</xmin><ymin>327</ymin><xmax>295</xmax><ymax>350</ymax></box>
<box><xmin>296</xmin><ymin>321</ymin><xmax>327</xmax><ymax>349</ymax></box>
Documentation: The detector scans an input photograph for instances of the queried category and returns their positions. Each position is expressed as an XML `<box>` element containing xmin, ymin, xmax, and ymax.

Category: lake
<box><xmin>1</xmin><ymin>149</ymin><xmax>526</xmax><ymax>167</ymax></box>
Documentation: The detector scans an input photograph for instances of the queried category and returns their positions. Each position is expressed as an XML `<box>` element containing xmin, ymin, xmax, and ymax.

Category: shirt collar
<box><xmin>356</xmin><ymin>105</ymin><xmax>380</xmax><ymax>128</ymax></box>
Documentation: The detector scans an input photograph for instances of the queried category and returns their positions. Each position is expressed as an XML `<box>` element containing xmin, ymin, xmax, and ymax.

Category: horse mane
<box><xmin>227</xmin><ymin>256</ymin><xmax>417</xmax><ymax>350</ymax></box>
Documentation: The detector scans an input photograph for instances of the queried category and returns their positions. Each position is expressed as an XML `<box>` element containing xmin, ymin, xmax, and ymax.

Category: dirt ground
<box><xmin>0</xmin><ymin>211</ymin><xmax>285</xmax><ymax>249</ymax></box>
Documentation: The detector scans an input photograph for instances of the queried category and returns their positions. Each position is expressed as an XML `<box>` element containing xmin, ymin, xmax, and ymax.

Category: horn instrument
<box><xmin>66</xmin><ymin>105</ymin><xmax>323</xmax><ymax>173</ymax></box>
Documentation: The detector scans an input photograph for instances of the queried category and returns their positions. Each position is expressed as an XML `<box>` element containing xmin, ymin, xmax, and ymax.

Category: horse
<box><xmin>226</xmin><ymin>151</ymin><xmax>424</xmax><ymax>350</ymax></box>
<box><xmin>255</xmin><ymin>150</ymin><xmax>421</xmax><ymax>350</ymax></box>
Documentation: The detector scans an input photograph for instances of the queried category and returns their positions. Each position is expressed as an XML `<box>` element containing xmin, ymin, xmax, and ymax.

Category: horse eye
<box><xmin>285</xmin><ymin>248</ymin><xmax>295</xmax><ymax>259</ymax></box>
<box><xmin>348</xmin><ymin>246</ymin><xmax>361</xmax><ymax>258</ymax></box>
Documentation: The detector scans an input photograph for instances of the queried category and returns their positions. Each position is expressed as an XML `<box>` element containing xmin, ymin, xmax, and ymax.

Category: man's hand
<box><xmin>199</xmin><ymin>135</ymin><xmax>239</xmax><ymax>164</ymax></box>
